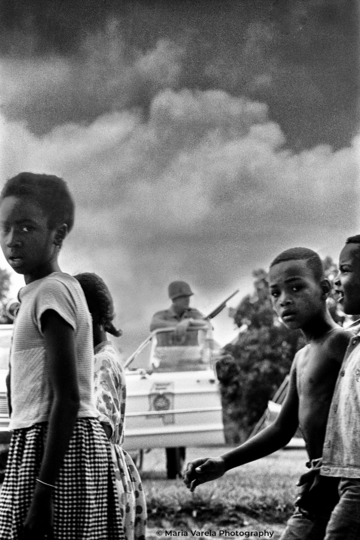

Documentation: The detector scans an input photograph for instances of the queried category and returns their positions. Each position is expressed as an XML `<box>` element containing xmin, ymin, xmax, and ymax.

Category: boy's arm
<box><xmin>222</xmin><ymin>360</ymin><xmax>299</xmax><ymax>469</ymax></box>
<box><xmin>184</xmin><ymin>358</ymin><xmax>299</xmax><ymax>491</ymax></box>
<box><xmin>22</xmin><ymin>310</ymin><xmax>80</xmax><ymax>537</ymax></box>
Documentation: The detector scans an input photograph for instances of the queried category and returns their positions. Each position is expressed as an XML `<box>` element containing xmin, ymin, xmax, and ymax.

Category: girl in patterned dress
<box><xmin>75</xmin><ymin>272</ymin><xmax>147</xmax><ymax>540</ymax></box>
<box><xmin>0</xmin><ymin>173</ymin><xmax>124</xmax><ymax>540</ymax></box>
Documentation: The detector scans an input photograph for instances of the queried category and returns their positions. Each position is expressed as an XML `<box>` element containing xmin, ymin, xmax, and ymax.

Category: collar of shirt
<box><xmin>169</xmin><ymin>305</ymin><xmax>192</xmax><ymax>320</ymax></box>
<box><xmin>344</xmin><ymin>319</ymin><xmax>360</xmax><ymax>340</ymax></box>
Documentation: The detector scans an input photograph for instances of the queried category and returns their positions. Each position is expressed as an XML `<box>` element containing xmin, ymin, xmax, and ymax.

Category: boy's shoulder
<box><xmin>318</xmin><ymin>327</ymin><xmax>352</xmax><ymax>364</ymax></box>
<box><xmin>293</xmin><ymin>327</ymin><xmax>352</xmax><ymax>364</ymax></box>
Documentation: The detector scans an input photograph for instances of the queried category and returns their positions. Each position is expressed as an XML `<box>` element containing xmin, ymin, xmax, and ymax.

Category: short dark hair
<box><xmin>74</xmin><ymin>272</ymin><xmax>121</xmax><ymax>337</ymax></box>
<box><xmin>345</xmin><ymin>235</ymin><xmax>360</xmax><ymax>260</ymax></box>
<box><xmin>270</xmin><ymin>247</ymin><xmax>324</xmax><ymax>282</ymax></box>
<box><xmin>346</xmin><ymin>235</ymin><xmax>360</xmax><ymax>244</ymax></box>
<box><xmin>1</xmin><ymin>172</ymin><xmax>75</xmax><ymax>231</ymax></box>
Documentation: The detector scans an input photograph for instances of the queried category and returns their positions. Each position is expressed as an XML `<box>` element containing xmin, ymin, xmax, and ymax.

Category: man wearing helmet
<box><xmin>150</xmin><ymin>281</ymin><xmax>208</xmax><ymax>478</ymax></box>
<box><xmin>150</xmin><ymin>281</ymin><xmax>207</xmax><ymax>345</ymax></box>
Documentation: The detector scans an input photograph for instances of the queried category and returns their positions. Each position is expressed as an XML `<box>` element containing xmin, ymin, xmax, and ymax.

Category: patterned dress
<box><xmin>0</xmin><ymin>420</ymin><xmax>124</xmax><ymax>539</ymax></box>
<box><xmin>94</xmin><ymin>341</ymin><xmax>147</xmax><ymax>540</ymax></box>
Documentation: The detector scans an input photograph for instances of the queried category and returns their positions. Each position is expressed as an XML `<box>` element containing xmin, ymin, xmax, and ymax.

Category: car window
<box><xmin>151</xmin><ymin>328</ymin><xmax>211</xmax><ymax>372</ymax></box>
<box><xmin>152</xmin><ymin>346</ymin><xmax>209</xmax><ymax>371</ymax></box>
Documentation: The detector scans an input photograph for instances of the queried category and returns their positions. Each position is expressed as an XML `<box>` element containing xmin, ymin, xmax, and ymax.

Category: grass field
<box><xmin>141</xmin><ymin>446</ymin><xmax>307</xmax><ymax>539</ymax></box>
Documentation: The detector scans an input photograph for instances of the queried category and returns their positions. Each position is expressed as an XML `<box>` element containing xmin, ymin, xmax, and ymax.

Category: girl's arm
<box><xmin>6</xmin><ymin>367</ymin><xmax>11</xmax><ymax>416</ymax></box>
<box><xmin>23</xmin><ymin>309</ymin><xmax>80</xmax><ymax>536</ymax></box>
<box><xmin>37</xmin><ymin>309</ymin><xmax>80</xmax><ymax>482</ymax></box>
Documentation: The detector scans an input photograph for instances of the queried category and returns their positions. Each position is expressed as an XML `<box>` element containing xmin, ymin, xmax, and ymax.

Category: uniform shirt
<box><xmin>150</xmin><ymin>305</ymin><xmax>204</xmax><ymax>330</ymax></box>
<box><xmin>9</xmin><ymin>272</ymin><xmax>98</xmax><ymax>430</ymax></box>
<box><xmin>150</xmin><ymin>306</ymin><xmax>204</xmax><ymax>346</ymax></box>
<box><xmin>321</xmin><ymin>322</ymin><xmax>360</xmax><ymax>478</ymax></box>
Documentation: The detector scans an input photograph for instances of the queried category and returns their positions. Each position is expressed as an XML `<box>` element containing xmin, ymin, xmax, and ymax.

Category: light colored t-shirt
<box><xmin>9</xmin><ymin>272</ymin><xmax>98</xmax><ymax>430</ymax></box>
<box><xmin>322</xmin><ymin>322</ymin><xmax>360</xmax><ymax>478</ymax></box>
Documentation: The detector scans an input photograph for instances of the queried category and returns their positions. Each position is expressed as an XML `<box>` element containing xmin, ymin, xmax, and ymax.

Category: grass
<box><xmin>142</xmin><ymin>447</ymin><xmax>307</xmax><ymax>530</ymax></box>
<box><xmin>0</xmin><ymin>444</ymin><xmax>306</xmax><ymax>534</ymax></box>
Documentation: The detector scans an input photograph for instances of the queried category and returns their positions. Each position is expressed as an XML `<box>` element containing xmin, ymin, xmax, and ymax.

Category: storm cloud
<box><xmin>0</xmin><ymin>0</ymin><xmax>359</xmax><ymax>353</ymax></box>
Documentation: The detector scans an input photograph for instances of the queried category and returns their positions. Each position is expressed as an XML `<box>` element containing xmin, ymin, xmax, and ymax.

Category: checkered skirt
<box><xmin>0</xmin><ymin>418</ymin><xmax>125</xmax><ymax>539</ymax></box>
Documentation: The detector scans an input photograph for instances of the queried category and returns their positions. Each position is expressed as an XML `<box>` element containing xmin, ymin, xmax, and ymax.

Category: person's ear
<box><xmin>54</xmin><ymin>224</ymin><xmax>68</xmax><ymax>247</ymax></box>
<box><xmin>320</xmin><ymin>278</ymin><xmax>331</xmax><ymax>298</ymax></box>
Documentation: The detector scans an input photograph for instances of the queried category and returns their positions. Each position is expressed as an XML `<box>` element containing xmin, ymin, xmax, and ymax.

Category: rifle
<box><xmin>205</xmin><ymin>289</ymin><xmax>239</xmax><ymax>320</ymax></box>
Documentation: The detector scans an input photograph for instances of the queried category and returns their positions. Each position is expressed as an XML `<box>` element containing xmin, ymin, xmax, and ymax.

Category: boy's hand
<box><xmin>183</xmin><ymin>457</ymin><xmax>226</xmax><ymax>492</ymax></box>
<box><xmin>21</xmin><ymin>485</ymin><xmax>54</xmax><ymax>540</ymax></box>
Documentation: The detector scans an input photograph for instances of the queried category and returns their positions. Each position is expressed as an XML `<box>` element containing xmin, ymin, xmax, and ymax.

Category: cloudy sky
<box><xmin>0</xmin><ymin>0</ymin><xmax>359</xmax><ymax>356</ymax></box>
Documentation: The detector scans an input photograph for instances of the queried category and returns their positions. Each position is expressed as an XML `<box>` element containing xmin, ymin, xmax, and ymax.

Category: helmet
<box><xmin>168</xmin><ymin>281</ymin><xmax>194</xmax><ymax>300</ymax></box>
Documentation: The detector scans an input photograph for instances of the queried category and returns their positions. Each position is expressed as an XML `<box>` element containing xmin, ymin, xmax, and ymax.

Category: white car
<box><xmin>123</xmin><ymin>326</ymin><xmax>225</xmax><ymax>476</ymax></box>
<box><xmin>0</xmin><ymin>324</ymin><xmax>225</xmax><ymax>478</ymax></box>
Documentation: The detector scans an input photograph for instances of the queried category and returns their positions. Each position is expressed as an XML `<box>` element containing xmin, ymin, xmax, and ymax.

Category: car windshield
<box><xmin>0</xmin><ymin>329</ymin><xmax>12</xmax><ymax>370</ymax></box>
<box><xmin>150</xmin><ymin>327</ymin><xmax>212</xmax><ymax>372</ymax></box>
